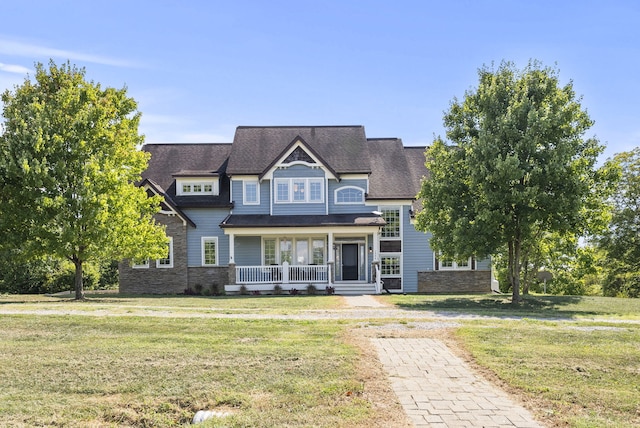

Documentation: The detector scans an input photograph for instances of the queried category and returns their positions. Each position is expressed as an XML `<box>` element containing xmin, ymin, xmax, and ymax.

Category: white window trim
<box><xmin>262</xmin><ymin>237</ymin><xmax>326</xmax><ymax>265</ymax></box>
<box><xmin>274</xmin><ymin>178</ymin><xmax>324</xmax><ymax>203</ymax></box>
<box><xmin>201</xmin><ymin>237</ymin><xmax>219</xmax><ymax>266</ymax></box>
<box><xmin>437</xmin><ymin>255</ymin><xmax>473</xmax><ymax>271</ymax></box>
<box><xmin>334</xmin><ymin>186</ymin><xmax>365</xmax><ymax>205</ymax></box>
<box><xmin>243</xmin><ymin>180</ymin><xmax>260</xmax><ymax>205</ymax></box>
<box><xmin>380</xmin><ymin>206</ymin><xmax>402</xmax><ymax>240</ymax></box>
<box><xmin>157</xmin><ymin>237</ymin><xmax>174</xmax><ymax>268</ymax></box>
<box><xmin>132</xmin><ymin>259</ymin><xmax>149</xmax><ymax>269</ymax></box>
<box><xmin>176</xmin><ymin>178</ymin><xmax>219</xmax><ymax>196</ymax></box>
<box><xmin>380</xmin><ymin>253</ymin><xmax>402</xmax><ymax>277</ymax></box>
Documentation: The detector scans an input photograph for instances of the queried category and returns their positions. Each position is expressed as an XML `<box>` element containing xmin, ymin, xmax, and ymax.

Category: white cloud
<box><xmin>0</xmin><ymin>38</ymin><xmax>140</xmax><ymax>68</ymax></box>
<box><xmin>0</xmin><ymin>63</ymin><xmax>31</xmax><ymax>74</ymax></box>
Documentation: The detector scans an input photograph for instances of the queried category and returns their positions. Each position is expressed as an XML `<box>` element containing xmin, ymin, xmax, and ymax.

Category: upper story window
<box><xmin>274</xmin><ymin>178</ymin><xmax>324</xmax><ymax>203</ymax></box>
<box><xmin>244</xmin><ymin>181</ymin><xmax>259</xmax><ymax>205</ymax></box>
<box><xmin>335</xmin><ymin>186</ymin><xmax>364</xmax><ymax>204</ymax></box>
<box><xmin>381</xmin><ymin>207</ymin><xmax>401</xmax><ymax>238</ymax></box>
<box><xmin>176</xmin><ymin>178</ymin><xmax>218</xmax><ymax>196</ymax></box>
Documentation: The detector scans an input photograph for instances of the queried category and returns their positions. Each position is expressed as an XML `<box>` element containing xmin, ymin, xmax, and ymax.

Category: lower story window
<box><xmin>263</xmin><ymin>237</ymin><xmax>326</xmax><ymax>265</ymax></box>
<box><xmin>132</xmin><ymin>259</ymin><xmax>149</xmax><ymax>269</ymax></box>
<box><xmin>202</xmin><ymin>237</ymin><xmax>218</xmax><ymax>266</ymax></box>
<box><xmin>438</xmin><ymin>255</ymin><xmax>472</xmax><ymax>270</ymax></box>
<box><xmin>157</xmin><ymin>237</ymin><xmax>173</xmax><ymax>268</ymax></box>
<box><xmin>381</xmin><ymin>256</ymin><xmax>401</xmax><ymax>276</ymax></box>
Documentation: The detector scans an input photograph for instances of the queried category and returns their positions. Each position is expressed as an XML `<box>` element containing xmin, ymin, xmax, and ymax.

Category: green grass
<box><xmin>379</xmin><ymin>293</ymin><xmax>640</xmax><ymax>320</ymax></box>
<box><xmin>0</xmin><ymin>292</ymin><xmax>346</xmax><ymax>316</ymax></box>
<box><xmin>455</xmin><ymin>319</ymin><xmax>640</xmax><ymax>428</ymax></box>
<box><xmin>2</xmin><ymin>293</ymin><xmax>640</xmax><ymax>427</ymax></box>
<box><xmin>0</xmin><ymin>314</ymin><xmax>370</xmax><ymax>427</ymax></box>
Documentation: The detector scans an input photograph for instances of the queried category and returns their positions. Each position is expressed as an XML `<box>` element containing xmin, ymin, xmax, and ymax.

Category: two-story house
<box><xmin>119</xmin><ymin>126</ymin><xmax>492</xmax><ymax>295</ymax></box>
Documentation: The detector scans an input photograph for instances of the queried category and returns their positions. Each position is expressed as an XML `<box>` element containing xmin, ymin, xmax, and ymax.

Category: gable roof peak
<box><xmin>226</xmin><ymin>125</ymin><xmax>371</xmax><ymax>176</ymax></box>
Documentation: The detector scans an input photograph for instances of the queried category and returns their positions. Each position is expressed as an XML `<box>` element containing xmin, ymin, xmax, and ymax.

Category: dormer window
<box><xmin>177</xmin><ymin>178</ymin><xmax>218</xmax><ymax>196</ymax></box>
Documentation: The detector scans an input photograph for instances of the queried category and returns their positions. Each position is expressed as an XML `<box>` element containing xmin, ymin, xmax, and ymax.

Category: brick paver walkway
<box><xmin>372</xmin><ymin>338</ymin><xmax>544</xmax><ymax>428</ymax></box>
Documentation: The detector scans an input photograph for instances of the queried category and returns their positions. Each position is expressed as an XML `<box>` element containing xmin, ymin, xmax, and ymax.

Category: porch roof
<box><xmin>220</xmin><ymin>213</ymin><xmax>385</xmax><ymax>228</ymax></box>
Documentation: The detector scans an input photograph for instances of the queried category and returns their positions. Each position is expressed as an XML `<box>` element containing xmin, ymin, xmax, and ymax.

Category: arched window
<box><xmin>335</xmin><ymin>186</ymin><xmax>364</xmax><ymax>204</ymax></box>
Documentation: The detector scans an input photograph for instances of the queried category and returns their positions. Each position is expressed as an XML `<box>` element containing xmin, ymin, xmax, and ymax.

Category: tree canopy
<box><xmin>598</xmin><ymin>148</ymin><xmax>640</xmax><ymax>297</ymax></box>
<box><xmin>0</xmin><ymin>60</ymin><xmax>168</xmax><ymax>299</ymax></box>
<box><xmin>415</xmin><ymin>61</ymin><xmax>616</xmax><ymax>303</ymax></box>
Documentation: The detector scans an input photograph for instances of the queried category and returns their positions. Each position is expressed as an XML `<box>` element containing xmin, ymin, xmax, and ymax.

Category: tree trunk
<box><xmin>512</xmin><ymin>238</ymin><xmax>522</xmax><ymax>304</ymax></box>
<box><xmin>73</xmin><ymin>257</ymin><xmax>85</xmax><ymax>300</ymax></box>
<box><xmin>522</xmin><ymin>255</ymin><xmax>530</xmax><ymax>295</ymax></box>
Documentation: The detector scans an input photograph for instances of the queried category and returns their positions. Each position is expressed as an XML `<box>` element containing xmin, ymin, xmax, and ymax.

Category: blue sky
<box><xmin>1</xmin><ymin>0</ymin><xmax>638</xmax><ymax>161</ymax></box>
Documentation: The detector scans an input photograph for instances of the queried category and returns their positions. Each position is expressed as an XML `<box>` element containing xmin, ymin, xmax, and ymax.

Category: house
<box><xmin>119</xmin><ymin>125</ymin><xmax>491</xmax><ymax>295</ymax></box>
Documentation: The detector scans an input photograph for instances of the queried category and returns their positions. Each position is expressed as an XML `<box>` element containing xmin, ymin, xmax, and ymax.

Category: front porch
<box><xmin>224</xmin><ymin>262</ymin><xmax>381</xmax><ymax>295</ymax></box>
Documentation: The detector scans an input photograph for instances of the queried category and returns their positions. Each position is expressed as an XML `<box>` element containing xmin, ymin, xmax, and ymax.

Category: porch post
<box><xmin>327</xmin><ymin>232</ymin><xmax>334</xmax><ymax>285</ymax></box>
<box><xmin>373</xmin><ymin>228</ymin><xmax>380</xmax><ymax>262</ymax></box>
<box><xmin>327</xmin><ymin>232</ymin><xmax>334</xmax><ymax>262</ymax></box>
<box><xmin>228</xmin><ymin>232</ymin><xmax>235</xmax><ymax>264</ymax></box>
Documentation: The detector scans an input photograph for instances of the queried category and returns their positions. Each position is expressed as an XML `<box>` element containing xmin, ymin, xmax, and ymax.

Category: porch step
<box><xmin>333</xmin><ymin>283</ymin><xmax>377</xmax><ymax>295</ymax></box>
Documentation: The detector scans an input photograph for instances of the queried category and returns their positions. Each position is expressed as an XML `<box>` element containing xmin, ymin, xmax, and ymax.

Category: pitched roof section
<box><xmin>403</xmin><ymin>146</ymin><xmax>429</xmax><ymax>193</ymax></box>
<box><xmin>141</xmin><ymin>143</ymin><xmax>233</xmax><ymax>208</ymax></box>
<box><xmin>140</xmin><ymin>178</ymin><xmax>196</xmax><ymax>228</ymax></box>
<box><xmin>226</xmin><ymin>126</ymin><xmax>371</xmax><ymax>176</ymax></box>
<box><xmin>141</xmin><ymin>143</ymin><xmax>232</xmax><ymax>189</ymax></box>
<box><xmin>366</xmin><ymin>138</ymin><xmax>425</xmax><ymax>200</ymax></box>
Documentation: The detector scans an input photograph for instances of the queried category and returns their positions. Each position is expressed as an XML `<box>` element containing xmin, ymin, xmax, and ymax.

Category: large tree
<box><xmin>416</xmin><ymin>61</ymin><xmax>615</xmax><ymax>303</ymax></box>
<box><xmin>598</xmin><ymin>148</ymin><xmax>640</xmax><ymax>297</ymax></box>
<box><xmin>0</xmin><ymin>61</ymin><xmax>168</xmax><ymax>299</ymax></box>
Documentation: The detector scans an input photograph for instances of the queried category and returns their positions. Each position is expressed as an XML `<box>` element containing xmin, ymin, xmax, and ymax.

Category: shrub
<box><xmin>306</xmin><ymin>284</ymin><xmax>317</xmax><ymax>295</ymax></box>
<box><xmin>325</xmin><ymin>286</ymin><xmax>335</xmax><ymax>295</ymax></box>
<box><xmin>289</xmin><ymin>288</ymin><xmax>299</xmax><ymax>295</ymax></box>
<box><xmin>273</xmin><ymin>284</ymin><xmax>283</xmax><ymax>295</ymax></box>
<box><xmin>239</xmin><ymin>285</ymin><xmax>249</xmax><ymax>295</ymax></box>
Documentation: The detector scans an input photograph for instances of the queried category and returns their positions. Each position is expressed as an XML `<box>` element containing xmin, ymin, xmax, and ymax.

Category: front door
<box><xmin>342</xmin><ymin>244</ymin><xmax>358</xmax><ymax>280</ymax></box>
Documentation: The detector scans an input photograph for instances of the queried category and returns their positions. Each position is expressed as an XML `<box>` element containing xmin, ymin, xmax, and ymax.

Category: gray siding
<box><xmin>234</xmin><ymin>236</ymin><xmax>262</xmax><ymax>265</ymax></box>
<box><xmin>402</xmin><ymin>206</ymin><xmax>433</xmax><ymax>293</ymax></box>
<box><xmin>328</xmin><ymin>178</ymin><xmax>368</xmax><ymax>214</ymax></box>
<box><xmin>476</xmin><ymin>257</ymin><xmax>491</xmax><ymax>270</ymax></box>
<box><xmin>231</xmin><ymin>179</ymin><xmax>270</xmax><ymax>214</ymax></box>
<box><xmin>272</xmin><ymin>165</ymin><xmax>327</xmax><ymax>216</ymax></box>
<box><xmin>183</xmin><ymin>208</ymin><xmax>230</xmax><ymax>267</ymax></box>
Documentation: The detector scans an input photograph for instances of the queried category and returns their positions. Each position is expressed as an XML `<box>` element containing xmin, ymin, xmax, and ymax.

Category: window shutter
<box><xmin>471</xmin><ymin>256</ymin><xmax>476</xmax><ymax>270</ymax></box>
<box><xmin>434</xmin><ymin>255</ymin><xmax>439</xmax><ymax>271</ymax></box>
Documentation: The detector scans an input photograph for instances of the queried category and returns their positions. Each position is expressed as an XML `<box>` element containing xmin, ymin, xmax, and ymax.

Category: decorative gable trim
<box><xmin>140</xmin><ymin>178</ymin><xmax>196</xmax><ymax>228</ymax></box>
<box><xmin>284</xmin><ymin>146</ymin><xmax>316</xmax><ymax>164</ymax></box>
<box><xmin>259</xmin><ymin>136</ymin><xmax>339</xmax><ymax>181</ymax></box>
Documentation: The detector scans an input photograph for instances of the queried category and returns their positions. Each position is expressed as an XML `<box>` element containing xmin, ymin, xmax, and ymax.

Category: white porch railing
<box><xmin>236</xmin><ymin>262</ymin><xmax>329</xmax><ymax>284</ymax></box>
<box><xmin>235</xmin><ymin>265</ymin><xmax>282</xmax><ymax>284</ymax></box>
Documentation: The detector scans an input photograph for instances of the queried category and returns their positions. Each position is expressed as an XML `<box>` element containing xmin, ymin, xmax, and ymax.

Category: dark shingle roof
<box><xmin>403</xmin><ymin>146</ymin><xmax>429</xmax><ymax>194</ymax></box>
<box><xmin>141</xmin><ymin>143</ymin><xmax>233</xmax><ymax>208</ymax></box>
<box><xmin>366</xmin><ymin>138</ymin><xmax>418</xmax><ymax>200</ymax></box>
<box><xmin>142</xmin><ymin>143</ymin><xmax>232</xmax><ymax>189</ymax></box>
<box><xmin>220</xmin><ymin>213</ymin><xmax>385</xmax><ymax>228</ymax></box>
<box><xmin>139</xmin><ymin>129</ymin><xmax>429</xmax><ymax>211</ymax></box>
<box><xmin>226</xmin><ymin>126</ymin><xmax>371</xmax><ymax>176</ymax></box>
